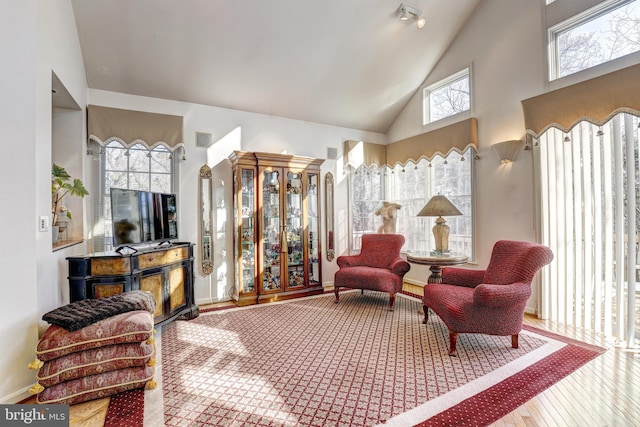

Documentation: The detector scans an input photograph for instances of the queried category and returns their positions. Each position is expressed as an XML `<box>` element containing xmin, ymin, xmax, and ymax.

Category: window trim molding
<box><xmin>547</xmin><ymin>0</ymin><xmax>640</xmax><ymax>83</ymax></box>
<box><xmin>422</xmin><ymin>66</ymin><xmax>472</xmax><ymax>126</ymax></box>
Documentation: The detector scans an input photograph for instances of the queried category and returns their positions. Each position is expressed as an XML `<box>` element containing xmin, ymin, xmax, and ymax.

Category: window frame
<box><xmin>422</xmin><ymin>67</ymin><xmax>472</xmax><ymax>126</ymax></box>
<box><xmin>548</xmin><ymin>0</ymin><xmax>640</xmax><ymax>82</ymax></box>
<box><xmin>347</xmin><ymin>148</ymin><xmax>475</xmax><ymax>260</ymax></box>
<box><xmin>90</xmin><ymin>139</ymin><xmax>178</xmax><ymax>252</ymax></box>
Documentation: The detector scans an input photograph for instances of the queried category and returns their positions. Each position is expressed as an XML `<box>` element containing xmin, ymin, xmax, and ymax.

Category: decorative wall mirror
<box><xmin>199</xmin><ymin>164</ymin><xmax>214</xmax><ymax>275</ymax></box>
<box><xmin>325</xmin><ymin>172</ymin><xmax>335</xmax><ymax>261</ymax></box>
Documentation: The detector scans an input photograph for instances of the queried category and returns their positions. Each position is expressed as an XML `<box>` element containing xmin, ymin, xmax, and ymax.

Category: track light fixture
<box><xmin>397</xmin><ymin>3</ymin><xmax>426</xmax><ymax>29</ymax></box>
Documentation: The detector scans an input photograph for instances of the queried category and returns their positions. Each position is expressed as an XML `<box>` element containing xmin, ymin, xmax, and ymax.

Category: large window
<box><xmin>91</xmin><ymin>140</ymin><xmax>176</xmax><ymax>251</ymax></box>
<box><xmin>536</xmin><ymin>112</ymin><xmax>639</xmax><ymax>346</ymax></box>
<box><xmin>348</xmin><ymin>165</ymin><xmax>385</xmax><ymax>252</ymax></box>
<box><xmin>422</xmin><ymin>68</ymin><xmax>470</xmax><ymax>125</ymax></box>
<box><xmin>549</xmin><ymin>0</ymin><xmax>640</xmax><ymax>80</ymax></box>
<box><xmin>348</xmin><ymin>148</ymin><xmax>474</xmax><ymax>258</ymax></box>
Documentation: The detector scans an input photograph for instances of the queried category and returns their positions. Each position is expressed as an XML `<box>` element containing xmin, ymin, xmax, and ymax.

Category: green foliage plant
<box><xmin>52</xmin><ymin>163</ymin><xmax>89</xmax><ymax>224</ymax></box>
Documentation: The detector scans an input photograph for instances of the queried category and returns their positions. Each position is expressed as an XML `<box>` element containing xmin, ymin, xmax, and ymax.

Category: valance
<box><xmin>385</xmin><ymin>118</ymin><xmax>477</xmax><ymax>167</ymax></box>
<box><xmin>343</xmin><ymin>140</ymin><xmax>387</xmax><ymax>168</ymax></box>
<box><xmin>343</xmin><ymin>118</ymin><xmax>478</xmax><ymax>169</ymax></box>
<box><xmin>521</xmin><ymin>63</ymin><xmax>640</xmax><ymax>137</ymax></box>
<box><xmin>87</xmin><ymin>105</ymin><xmax>184</xmax><ymax>151</ymax></box>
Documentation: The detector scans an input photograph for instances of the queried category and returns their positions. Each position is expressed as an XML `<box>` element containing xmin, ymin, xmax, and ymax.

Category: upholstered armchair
<box><xmin>423</xmin><ymin>240</ymin><xmax>553</xmax><ymax>356</ymax></box>
<box><xmin>334</xmin><ymin>234</ymin><xmax>411</xmax><ymax>311</ymax></box>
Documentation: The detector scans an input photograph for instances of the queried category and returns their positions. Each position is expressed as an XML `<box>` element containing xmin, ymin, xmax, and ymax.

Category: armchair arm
<box><xmin>389</xmin><ymin>258</ymin><xmax>411</xmax><ymax>276</ymax></box>
<box><xmin>441</xmin><ymin>267</ymin><xmax>485</xmax><ymax>288</ymax></box>
<box><xmin>337</xmin><ymin>255</ymin><xmax>363</xmax><ymax>268</ymax></box>
<box><xmin>473</xmin><ymin>282</ymin><xmax>532</xmax><ymax>308</ymax></box>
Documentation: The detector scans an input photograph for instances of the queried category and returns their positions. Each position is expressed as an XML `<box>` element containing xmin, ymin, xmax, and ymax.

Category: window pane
<box><xmin>348</xmin><ymin>149</ymin><xmax>474</xmax><ymax>258</ymax></box>
<box><xmin>429</xmin><ymin>76</ymin><xmax>470</xmax><ymax>122</ymax></box>
<box><xmin>128</xmin><ymin>143</ymin><xmax>149</xmax><ymax>173</ymax></box>
<box><xmin>105</xmin><ymin>143</ymin><xmax>127</xmax><ymax>171</ymax></box>
<box><xmin>128</xmin><ymin>172</ymin><xmax>151</xmax><ymax>190</ymax></box>
<box><xmin>553</xmin><ymin>0</ymin><xmax>640</xmax><ymax>79</ymax></box>
<box><xmin>106</xmin><ymin>171</ymin><xmax>127</xmax><ymax>190</ymax></box>
<box><xmin>151</xmin><ymin>146</ymin><xmax>171</xmax><ymax>173</ymax></box>
<box><xmin>424</xmin><ymin>68</ymin><xmax>470</xmax><ymax>124</ymax></box>
<box><xmin>348</xmin><ymin>165</ymin><xmax>385</xmax><ymax>252</ymax></box>
<box><xmin>151</xmin><ymin>173</ymin><xmax>171</xmax><ymax>193</ymax></box>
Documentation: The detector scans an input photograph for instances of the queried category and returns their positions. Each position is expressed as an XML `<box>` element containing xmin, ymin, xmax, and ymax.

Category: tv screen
<box><xmin>111</xmin><ymin>188</ymin><xmax>178</xmax><ymax>247</ymax></box>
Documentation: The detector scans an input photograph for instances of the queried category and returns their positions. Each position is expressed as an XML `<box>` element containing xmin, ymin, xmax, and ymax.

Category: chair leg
<box><xmin>389</xmin><ymin>293</ymin><xmax>395</xmax><ymax>311</ymax></box>
<box><xmin>512</xmin><ymin>334</ymin><xmax>519</xmax><ymax>349</ymax></box>
<box><xmin>334</xmin><ymin>287</ymin><xmax>340</xmax><ymax>303</ymax></box>
<box><xmin>422</xmin><ymin>306</ymin><xmax>429</xmax><ymax>324</ymax></box>
<box><xmin>448</xmin><ymin>331</ymin><xmax>458</xmax><ymax>356</ymax></box>
<box><xmin>361</xmin><ymin>289</ymin><xmax>364</xmax><ymax>295</ymax></box>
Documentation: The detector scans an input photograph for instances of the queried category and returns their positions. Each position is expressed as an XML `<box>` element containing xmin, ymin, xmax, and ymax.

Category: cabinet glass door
<box><xmin>261</xmin><ymin>169</ymin><xmax>282</xmax><ymax>292</ymax></box>
<box><xmin>286</xmin><ymin>170</ymin><xmax>304</xmax><ymax>288</ymax></box>
<box><xmin>306</xmin><ymin>172</ymin><xmax>321</xmax><ymax>285</ymax></box>
<box><xmin>240</xmin><ymin>169</ymin><xmax>256</xmax><ymax>294</ymax></box>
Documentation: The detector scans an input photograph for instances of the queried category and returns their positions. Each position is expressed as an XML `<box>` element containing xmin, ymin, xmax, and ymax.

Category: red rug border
<box><xmin>412</xmin><ymin>330</ymin><xmax>606</xmax><ymax>426</ymax></box>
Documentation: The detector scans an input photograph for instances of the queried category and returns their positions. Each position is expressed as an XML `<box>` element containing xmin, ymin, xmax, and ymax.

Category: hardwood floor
<box><xmin>494</xmin><ymin>315</ymin><xmax>639</xmax><ymax>427</ymax></box>
<box><xmin>28</xmin><ymin>285</ymin><xmax>639</xmax><ymax>426</ymax></box>
<box><xmin>406</xmin><ymin>282</ymin><xmax>640</xmax><ymax>427</ymax></box>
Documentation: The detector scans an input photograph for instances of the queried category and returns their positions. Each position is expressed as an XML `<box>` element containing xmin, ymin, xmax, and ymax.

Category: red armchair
<box><xmin>423</xmin><ymin>240</ymin><xmax>553</xmax><ymax>356</ymax></box>
<box><xmin>334</xmin><ymin>234</ymin><xmax>411</xmax><ymax>311</ymax></box>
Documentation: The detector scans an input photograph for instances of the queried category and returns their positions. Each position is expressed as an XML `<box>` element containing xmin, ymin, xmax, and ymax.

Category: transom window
<box><xmin>422</xmin><ymin>68</ymin><xmax>471</xmax><ymax>125</ymax></box>
<box><xmin>549</xmin><ymin>0</ymin><xmax>640</xmax><ymax>80</ymax></box>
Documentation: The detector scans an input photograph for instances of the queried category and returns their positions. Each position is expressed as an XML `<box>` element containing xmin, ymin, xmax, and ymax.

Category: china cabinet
<box><xmin>229</xmin><ymin>151</ymin><xmax>324</xmax><ymax>305</ymax></box>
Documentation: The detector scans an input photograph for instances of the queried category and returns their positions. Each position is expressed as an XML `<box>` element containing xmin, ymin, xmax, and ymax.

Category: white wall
<box><xmin>87</xmin><ymin>89</ymin><xmax>387</xmax><ymax>306</ymax></box>
<box><xmin>0</xmin><ymin>0</ymin><xmax>40</xmax><ymax>404</ymax></box>
<box><xmin>388</xmin><ymin>0</ymin><xmax>546</xmax><ymax>310</ymax></box>
<box><xmin>1</xmin><ymin>0</ymin><xmax>88</xmax><ymax>403</ymax></box>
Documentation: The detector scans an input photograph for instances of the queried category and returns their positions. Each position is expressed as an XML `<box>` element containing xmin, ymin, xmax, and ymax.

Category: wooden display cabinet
<box><xmin>229</xmin><ymin>151</ymin><xmax>324</xmax><ymax>305</ymax></box>
<box><xmin>67</xmin><ymin>242</ymin><xmax>199</xmax><ymax>326</ymax></box>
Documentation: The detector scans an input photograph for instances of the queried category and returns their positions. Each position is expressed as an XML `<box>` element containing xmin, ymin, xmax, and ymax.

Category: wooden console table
<box><xmin>406</xmin><ymin>252</ymin><xmax>468</xmax><ymax>284</ymax></box>
<box><xmin>67</xmin><ymin>242</ymin><xmax>199</xmax><ymax>326</ymax></box>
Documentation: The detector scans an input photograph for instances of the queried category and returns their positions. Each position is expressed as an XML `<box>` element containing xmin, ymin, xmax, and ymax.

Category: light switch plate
<box><xmin>39</xmin><ymin>216</ymin><xmax>49</xmax><ymax>231</ymax></box>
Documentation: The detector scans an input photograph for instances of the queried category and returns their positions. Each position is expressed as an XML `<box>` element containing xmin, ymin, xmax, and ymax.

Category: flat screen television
<box><xmin>110</xmin><ymin>188</ymin><xmax>178</xmax><ymax>248</ymax></box>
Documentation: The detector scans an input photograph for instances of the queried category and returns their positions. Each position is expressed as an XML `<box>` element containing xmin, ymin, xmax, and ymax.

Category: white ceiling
<box><xmin>71</xmin><ymin>0</ymin><xmax>480</xmax><ymax>133</ymax></box>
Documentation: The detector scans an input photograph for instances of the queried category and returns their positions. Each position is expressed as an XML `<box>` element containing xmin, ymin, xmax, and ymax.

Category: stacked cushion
<box><xmin>29</xmin><ymin>308</ymin><xmax>156</xmax><ymax>405</ymax></box>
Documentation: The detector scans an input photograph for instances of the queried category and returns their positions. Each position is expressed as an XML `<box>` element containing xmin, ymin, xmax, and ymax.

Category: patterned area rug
<box><xmin>148</xmin><ymin>291</ymin><xmax>604</xmax><ymax>426</ymax></box>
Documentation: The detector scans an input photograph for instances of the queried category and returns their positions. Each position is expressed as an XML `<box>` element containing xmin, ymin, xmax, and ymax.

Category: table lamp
<box><xmin>417</xmin><ymin>195</ymin><xmax>462</xmax><ymax>254</ymax></box>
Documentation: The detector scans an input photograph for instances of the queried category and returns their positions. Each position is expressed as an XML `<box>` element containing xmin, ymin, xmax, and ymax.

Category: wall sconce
<box><xmin>492</xmin><ymin>140</ymin><xmax>523</xmax><ymax>164</ymax></box>
<box><xmin>397</xmin><ymin>3</ymin><xmax>426</xmax><ymax>29</ymax></box>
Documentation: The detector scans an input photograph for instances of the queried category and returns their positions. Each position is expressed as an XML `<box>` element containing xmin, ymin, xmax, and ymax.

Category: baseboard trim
<box><xmin>2</xmin><ymin>385</ymin><xmax>31</xmax><ymax>404</ymax></box>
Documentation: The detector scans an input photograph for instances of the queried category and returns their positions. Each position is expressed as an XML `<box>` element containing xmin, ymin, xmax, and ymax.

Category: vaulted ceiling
<box><xmin>71</xmin><ymin>0</ymin><xmax>480</xmax><ymax>133</ymax></box>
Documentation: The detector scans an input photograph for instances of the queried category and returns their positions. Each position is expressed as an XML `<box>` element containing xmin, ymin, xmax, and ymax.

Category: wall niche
<box><xmin>51</xmin><ymin>71</ymin><xmax>84</xmax><ymax>249</ymax></box>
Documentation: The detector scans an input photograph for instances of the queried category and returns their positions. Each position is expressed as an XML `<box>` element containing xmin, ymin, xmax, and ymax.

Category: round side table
<box><xmin>406</xmin><ymin>252</ymin><xmax>468</xmax><ymax>284</ymax></box>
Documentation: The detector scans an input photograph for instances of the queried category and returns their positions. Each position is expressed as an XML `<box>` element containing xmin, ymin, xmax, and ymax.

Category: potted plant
<box><xmin>52</xmin><ymin>163</ymin><xmax>89</xmax><ymax>227</ymax></box>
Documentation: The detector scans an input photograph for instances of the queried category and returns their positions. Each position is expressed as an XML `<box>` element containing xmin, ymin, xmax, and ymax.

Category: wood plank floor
<box><xmin>29</xmin><ymin>284</ymin><xmax>640</xmax><ymax>426</ymax></box>
<box><xmin>405</xmin><ymin>283</ymin><xmax>640</xmax><ymax>427</ymax></box>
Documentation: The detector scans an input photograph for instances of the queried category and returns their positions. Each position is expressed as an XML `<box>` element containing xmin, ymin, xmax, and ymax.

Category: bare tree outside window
<box><xmin>553</xmin><ymin>0</ymin><xmax>640</xmax><ymax>79</ymax></box>
<box><xmin>423</xmin><ymin>68</ymin><xmax>470</xmax><ymax>125</ymax></box>
<box><xmin>103</xmin><ymin>142</ymin><xmax>173</xmax><ymax>249</ymax></box>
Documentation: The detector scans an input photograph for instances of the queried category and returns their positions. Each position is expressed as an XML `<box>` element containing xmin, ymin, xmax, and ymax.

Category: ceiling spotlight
<box><xmin>397</xmin><ymin>3</ymin><xmax>425</xmax><ymax>29</ymax></box>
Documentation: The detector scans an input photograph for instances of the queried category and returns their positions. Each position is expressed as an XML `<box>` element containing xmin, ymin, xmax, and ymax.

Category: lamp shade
<box><xmin>417</xmin><ymin>195</ymin><xmax>462</xmax><ymax>217</ymax></box>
